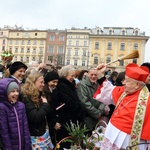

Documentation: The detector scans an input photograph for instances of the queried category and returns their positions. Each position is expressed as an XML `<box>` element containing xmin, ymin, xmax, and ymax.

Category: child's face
<box><xmin>8</xmin><ymin>89</ymin><xmax>19</xmax><ymax>103</ymax></box>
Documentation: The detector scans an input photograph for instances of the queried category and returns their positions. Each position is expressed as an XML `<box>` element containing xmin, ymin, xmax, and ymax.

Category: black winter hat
<box><xmin>9</xmin><ymin>61</ymin><xmax>27</xmax><ymax>75</ymax></box>
<box><xmin>44</xmin><ymin>71</ymin><xmax>59</xmax><ymax>83</ymax></box>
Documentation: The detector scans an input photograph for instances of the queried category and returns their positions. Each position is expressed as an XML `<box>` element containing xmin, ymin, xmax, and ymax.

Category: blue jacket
<box><xmin>0</xmin><ymin>78</ymin><xmax>31</xmax><ymax>150</ymax></box>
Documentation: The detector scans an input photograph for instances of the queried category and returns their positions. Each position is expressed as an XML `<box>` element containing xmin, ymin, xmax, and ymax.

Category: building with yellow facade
<box><xmin>0</xmin><ymin>29</ymin><xmax>9</xmax><ymax>60</ymax></box>
<box><xmin>0</xmin><ymin>26</ymin><xmax>148</xmax><ymax>71</ymax></box>
<box><xmin>8</xmin><ymin>29</ymin><xmax>47</xmax><ymax>65</ymax></box>
<box><xmin>90</xmin><ymin>27</ymin><xmax>149</xmax><ymax>71</ymax></box>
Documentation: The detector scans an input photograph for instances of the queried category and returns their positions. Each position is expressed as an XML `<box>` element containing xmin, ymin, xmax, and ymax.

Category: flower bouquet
<box><xmin>1</xmin><ymin>50</ymin><xmax>14</xmax><ymax>66</ymax></box>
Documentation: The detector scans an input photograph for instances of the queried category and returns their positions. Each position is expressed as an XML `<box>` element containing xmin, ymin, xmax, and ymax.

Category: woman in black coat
<box><xmin>43</xmin><ymin>71</ymin><xmax>62</xmax><ymax>147</ymax></box>
<box><xmin>56</xmin><ymin>65</ymin><xmax>85</xmax><ymax>149</ymax></box>
<box><xmin>21</xmin><ymin>71</ymin><xmax>54</xmax><ymax>149</ymax></box>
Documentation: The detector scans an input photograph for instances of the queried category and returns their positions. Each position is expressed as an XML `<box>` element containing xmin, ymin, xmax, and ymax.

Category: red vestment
<box><xmin>111</xmin><ymin>86</ymin><xmax>150</xmax><ymax>140</ymax></box>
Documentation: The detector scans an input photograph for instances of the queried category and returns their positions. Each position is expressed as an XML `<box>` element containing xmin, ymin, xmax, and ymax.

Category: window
<box><xmin>2</xmin><ymin>46</ymin><xmax>5</xmax><ymax>51</ymax></box>
<box><xmin>20</xmin><ymin>57</ymin><xmax>23</xmax><ymax>62</ymax></box>
<box><xmin>48</xmin><ymin>45</ymin><xmax>54</xmax><ymax>53</ymax></box>
<box><xmin>27</xmin><ymin>48</ymin><xmax>30</xmax><ymax>53</ymax></box>
<box><xmin>109</xmin><ymin>30</ymin><xmax>113</xmax><ymax>35</ymax></box>
<box><xmin>33</xmin><ymin>40</ymin><xmax>37</xmax><ymax>45</ymax></box>
<box><xmin>0</xmin><ymin>32</ymin><xmax>3</xmax><ymax>35</ymax></box>
<box><xmin>135</xmin><ymin>30</ymin><xmax>138</xmax><ymax>36</ymax></box>
<box><xmin>3</xmin><ymin>39</ymin><xmax>5</xmax><ymax>44</ymax></box>
<box><xmin>15</xmin><ymin>47</ymin><xmax>18</xmax><ymax>53</ymax></box>
<box><xmin>21</xmin><ymin>48</ymin><xmax>24</xmax><ymax>53</ymax></box>
<box><xmin>50</xmin><ymin>36</ymin><xmax>55</xmax><ymax>41</ymax></box>
<box><xmin>122</xmin><ymin>30</ymin><xmax>126</xmax><ymax>35</ymax></box>
<box><xmin>95</xmin><ymin>42</ymin><xmax>99</xmax><ymax>49</ymax></box>
<box><xmin>119</xmin><ymin>60</ymin><xmax>124</xmax><ymax>66</ymax></box>
<box><xmin>84</xmin><ymin>41</ymin><xmax>87</xmax><ymax>46</ymax></box>
<box><xmin>83</xmin><ymin>50</ymin><xmax>86</xmax><ymax>56</ymax></box>
<box><xmin>106</xmin><ymin>56</ymin><xmax>111</xmax><ymax>64</ymax></box>
<box><xmin>26</xmin><ymin>57</ymin><xmax>29</xmax><ymax>63</ymax></box>
<box><xmin>120</xmin><ymin>43</ymin><xmax>125</xmax><ymax>51</ymax></box>
<box><xmin>74</xmin><ymin>60</ymin><xmax>77</xmax><ymax>66</ymax></box>
<box><xmin>33</xmin><ymin>48</ymin><xmax>36</xmax><ymax>54</ymax></box>
<box><xmin>9</xmin><ymin>40</ymin><xmax>13</xmax><ymax>44</ymax></box>
<box><xmin>17</xmin><ymin>33</ymin><xmax>19</xmax><ymax>36</ymax></box>
<box><xmin>67</xmin><ymin>49</ymin><xmax>71</xmax><ymax>56</ymax></box>
<box><xmin>58</xmin><ymin>46</ymin><xmax>64</xmax><ymax>53</ymax></box>
<box><xmin>107</xmin><ymin>42</ymin><xmax>112</xmax><ymax>50</ymax></box>
<box><xmin>66</xmin><ymin>60</ymin><xmax>70</xmax><ymax>65</ymax></box>
<box><xmin>9</xmin><ymin>47</ymin><xmax>12</xmax><ymax>51</ymax></box>
<box><xmin>48</xmin><ymin>56</ymin><xmax>53</xmax><ymax>62</ymax></box>
<box><xmin>40</xmin><ymin>40</ymin><xmax>44</xmax><ymax>45</ymax></box>
<box><xmin>21</xmin><ymin>40</ymin><xmax>24</xmax><ymax>45</ymax></box>
<box><xmin>133</xmin><ymin>58</ymin><xmax>137</xmax><ymax>64</ymax></box>
<box><xmin>16</xmin><ymin>40</ymin><xmax>19</xmax><ymax>45</ymax></box>
<box><xmin>57</xmin><ymin>56</ymin><xmax>63</xmax><ymax>65</ymax></box>
<box><xmin>68</xmin><ymin>40</ymin><xmax>71</xmax><ymax>46</ymax></box>
<box><xmin>97</xmin><ymin>30</ymin><xmax>100</xmax><ymax>35</ymax></box>
<box><xmin>27</xmin><ymin>40</ymin><xmax>30</xmax><ymax>45</ymax></box>
<box><xmin>82</xmin><ymin>60</ymin><xmax>86</xmax><ymax>66</ymax></box>
<box><xmin>14</xmin><ymin>56</ymin><xmax>17</xmax><ymax>61</ymax></box>
<box><xmin>134</xmin><ymin>43</ymin><xmax>138</xmax><ymax>50</ymax></box>
<box><xmin>74</xmin><ymin>50</ymin><xmax>78</xmax><ymax>56</ymax></box>
<box><xmin>38</xmin><ymin>57</ymin><xmax>42</xmax><ymax>63</ymax></box>
<box><xmin>39</xmin><ymin>48</ymin><xmax>43</xmax><ymax>54</ymax></box>
<box><xmin>35</xmin><ymin>33</ymin><xmax>37</xmax><ymax>36</ymax></box>
<box><xmin>94</xmin><ymin>56</ymin><xmax>98</xmax><ymax>64</ymax></box>
<box><xmin>59</xmin><ymin>36</ymin><xmax>64</xmax><ymax>41</ymax></box>
<box><xmin>76</xmin><ymin>41</ymin><xmax>79</xmax><ymax>46</ymax></box>
<box><xmin>32</xmin><ymin>57</ymin><xmax>35</xmax><ymax>61</ymax></box>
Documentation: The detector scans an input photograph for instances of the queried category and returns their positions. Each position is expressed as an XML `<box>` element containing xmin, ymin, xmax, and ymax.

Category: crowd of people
<box><xmin>0</xmin><ymin>60</ymin><xmax>150</xmax><ymax>150</ymax></box>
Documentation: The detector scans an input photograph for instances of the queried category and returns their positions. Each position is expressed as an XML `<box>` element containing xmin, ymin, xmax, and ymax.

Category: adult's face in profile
<box><xmin>66</xmin><ymin>70</ymin><xmax>75</xmax><ymax>83</ymax></box>
<box><xmin>123</xmin><ymin>76</ymin><xmax>139</xmax><ymax>95</ymax></box>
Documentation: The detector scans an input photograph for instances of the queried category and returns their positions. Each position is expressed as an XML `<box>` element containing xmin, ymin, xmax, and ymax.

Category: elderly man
<box><xmin>77</xmin><ymin>67</ymin><xmax>109</xmax><ymax>134</ymax></box>
<box><xmin>94</xmin><ymin>63</ymin><xmax>150</xmax><ymax>150</ymax></box>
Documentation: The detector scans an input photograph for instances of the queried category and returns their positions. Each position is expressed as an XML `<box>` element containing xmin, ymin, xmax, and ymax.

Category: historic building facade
<box><xmin>0</xmin><ymin>29</ymin><xmax>9</xmax><ymax>57</ymax></box>
<box><xmin>0</xmin><ymin>26</ymin><xmax>149</xmax><ymax>71</ymax></box>
<box><xmin>8</xmin><ymin>30</ymin><xmax>47</xmax><ymax>65</ymax></box>
<box><xmin>65</xmin><ymin>29</ymin><xmax>91</xmax><ymax>69</ymax></box>
<box><xmin>89</xmin><ymin>27</ymin><xmax>149</xmax><ymax>71</ymax></box>
<box><xmin>45</xmin><ymin>29</ymin><xmax>66</xmax><ymax>67</ymax></box>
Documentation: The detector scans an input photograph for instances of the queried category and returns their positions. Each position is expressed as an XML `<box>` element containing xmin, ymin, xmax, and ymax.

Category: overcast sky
<box><xmin>0</xmin><ymin>0</ymin><xmax>150</xmax><ymax>62</ymax></box>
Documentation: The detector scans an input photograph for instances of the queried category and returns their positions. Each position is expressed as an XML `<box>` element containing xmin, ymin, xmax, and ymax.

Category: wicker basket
<box><xmin>54</xmin><ymin>136</ymin><xmax>73</xmax><ymax>150</ymax></box>
<box><xmin>92</xmin><ymin>120</ymin><xmax>107</xmax><ymax>148</ymax></box>
<box><xmin>54</xmin><ymin>120</ymin><xmax>107</xmax><ymax>150</ymax></box>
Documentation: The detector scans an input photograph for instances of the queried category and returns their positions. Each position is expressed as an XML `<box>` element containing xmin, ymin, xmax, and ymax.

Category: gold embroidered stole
<box><xmin>115</xmin><ymin>92</ymin><xmax>127</xmax><ymax>109</ymax></box>
<box><xmin>128</xmin><ymin>86</ymin><xmax>149</xmax><ymax>149</ymax></box>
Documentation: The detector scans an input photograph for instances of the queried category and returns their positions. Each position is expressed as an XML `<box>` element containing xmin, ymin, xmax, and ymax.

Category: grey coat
<box><xmin>77</xmin><ymin>77</ymin><xmax>105</xmax><ymax>131</ymax></box>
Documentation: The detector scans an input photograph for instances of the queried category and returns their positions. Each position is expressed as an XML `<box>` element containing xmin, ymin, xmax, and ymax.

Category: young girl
<box><xmin>0</xmin><ymin>78</ymin><xmax>31</xmax><ymax>150</ymax></box>
<box><xmin>21</xmin><ymin>71</ymin><xmax>54</xmax><ymax>149</ymax></box>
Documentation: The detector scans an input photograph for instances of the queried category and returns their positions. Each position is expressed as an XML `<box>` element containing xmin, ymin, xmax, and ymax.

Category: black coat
<box><xmin>57</xmin><ymin>78</ymin><xmax>84</xmax><ymax>125</ymax></box>
<box><xmin>22</xmin><ymin>95</ymin><xmax>51</xmax><ymax>136</ymax></box>
<box><xmin>43</xmin><ymin>85</ymin><xmax>60</xmax><ymax>128</ymax></box>
<box><xmin>43</xmin><ymin>84</ymin><xmax>64</xmax><ymax>146</ymax></box>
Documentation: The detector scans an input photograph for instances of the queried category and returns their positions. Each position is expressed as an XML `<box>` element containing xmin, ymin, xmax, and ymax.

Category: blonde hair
<box><xmin>21</xmin><ymin>71</ymin><xmax>43</xmax><ymax>107</ymax></box>
<box><xmin>3</xmin><ymin>68</ymin><xmax>10</xmax><ymax>78</ymax></box>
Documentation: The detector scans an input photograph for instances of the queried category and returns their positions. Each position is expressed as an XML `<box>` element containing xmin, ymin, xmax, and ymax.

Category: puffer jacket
<box><xmin>0</xmin><ymin>78</ymin><xmax>31</xmax><ymax>150</ymax></box>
